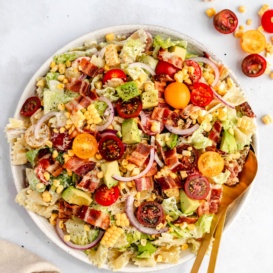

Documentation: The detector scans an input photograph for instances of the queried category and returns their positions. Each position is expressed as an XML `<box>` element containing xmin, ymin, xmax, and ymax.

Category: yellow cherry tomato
<box><xmin>198</xmin><ymin>151</ymin><xmax>224</xmax><ymax>177</ymax></box>
<box><xmin>164</xmin><ymin>82</ymin><xmax>191</xmax><ymax>109</ymax></box>
<box><xmin>241</xmin><ymin>30</ymin><xmax>266</xmax><ymax>53</ymax></box>
<box><xmin>72</xmin><ymin>133</ymin><xmax>98</xmax><ymax>159</ymax></box>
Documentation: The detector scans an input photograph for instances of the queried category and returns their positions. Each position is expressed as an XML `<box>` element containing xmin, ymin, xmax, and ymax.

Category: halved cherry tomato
<box><xmin>213</xmin><ymin>9</ymin><xmax>238</xmax><ymax>34</ymax></box>
<box><xmin>242</xmin><ymin>54</ymin><xmax>267</xmax><ymax>77</ymax></box>
<box><xmin>241</xmin><ymin>30</ymin><xmax>266</xmax><ymax>54</ymax></box>
<box><xmin>183</xmin><ymin>60</ymin><xmax>202</xmax><ymax>83</ymax></box>
<box><xmin>94</xmin><ymin>184</ymin><xmax>119</xmax><ymax>206</ymax></box>
<box><xmin>51</xmin><ymin>131</ymin><xmax>72</xmax><ymax>151</ymax></box>
<box><xmin>184</xmin><ymin>174</ymin><xmax>210</xmax><ymax>200</ymax></box>
<box><xmin>116</xmin><ymin>97</ymin><xmax>142</xmax><ymax>118</ymax></box>
<box><xmin>20</xmin><ymin>96</ymin><xmax>41</xmax><ymax>117</ymax></box>
<box><xmin>98</xmin><ymin>135</ymin><xmax>125</xmax><ymax>161</ymax></box>
<box><xmin>136</xmin><ymin>201</ymin><xmax>164</xmax><ymax>228</ymax></box>
<box><xmin>198</xmin><ymin>151</ymin><xmax>224</xmax><ymax>177</ymax></box>
<box><xmin>102</xmin><ymin>69</ymin><xmax>127</xmax><ymax>84</ymax></box>
<box><xmin>164</xmin><ymin>82</ymin><xmax>191</xmax><ymax>109</ymax></box>
<box><xmin>261</xmin><ymin>9</ymin><xmax>273</xmax><ymax>33</ymax></box>
<box><xmin>72</xmin><ymin>133</ymin><xmax>98</xmax><ymax>159</ymax></box>
<box><xmin>155</xmin><ymin>60</ymin><xmax>179</xmax><ymax>78</ymax></box>
<box><xmin>189</xmin><ymin>82</ymin><xmax>213</xmax><ymax>107</ymax></box>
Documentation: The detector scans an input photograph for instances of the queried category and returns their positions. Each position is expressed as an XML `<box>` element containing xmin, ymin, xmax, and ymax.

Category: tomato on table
<box><xmin>102</xmin><ymin>69</ymin><xmax>127</xmax><ymax>84</ymax></box>
<box><xmin>136</xmin><ymin>201</ymin><xmax>164</xmax><ymax>228</ymax></box>
<box><xmin>98</xmin><ymin>134</ymin><xmax>125</xmax><ymax>161</ymax></box>
<box><xmin>183</xmin><ymin>60</ymin><xmax>202</xmax><ymax>83</ymax></box>
<box><xmin>94</xmin><ymin>184</ymin><xmax>119</xmax><ymax>206</ymax></box>
<box><xmin>20</xmin><ymin>96</ymin><xmax>41</xmax><ymax>117</ymax></box>
<box><xmin>155</xmin><ymin>60</ymin><xmax>179</xmax><ymax>78</ymax></box>
<box><xmin>164</xmin><ymin>82</ymin><xmax>191</xmax><ymax>109</ymax></box>
<box><xmin>184</xmin><ymin>174</ymin><xmax>210</xmax><ymax>200</ymax></box>
<box><xmin>241</xmin><ymin>30</ymin><xmax>266</xmax><ymax>54</ymax></box>
<box><xmin>261</xmin><ymin>9</ymin><xmax>273</xmax><ymax>33</ymax></box>
<box><xmin>241</xmin><ymin>54</ymin><xmax>267</xmax><ymax>77</ymax></box>
<box><xmin>189</xmin><ymin>82</ymin><xmax>213</xmax><ymax>107</ymax></box>
<box><xmin>72</xmin><ymin>133</ymin><xmax>98</xmax><ymax>159</ymax></box>
<box><xmin>213</xmin><ymin>9</ymin><xmax>238</xmax><ymax>34</ymax></box>
<box><xmin>198</xmin><ymin>151</ymin><xmax>224</xmax><ymax>177</ymax></box>
<box><xmin>116</xmin><ymin>97</ymin><xmax>143</xmax><ymax>118</ymax></box>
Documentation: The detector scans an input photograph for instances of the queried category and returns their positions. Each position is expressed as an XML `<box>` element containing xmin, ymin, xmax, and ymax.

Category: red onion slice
<box><xmin>165</xmin><ymin>123</ymin><xmax>199</xmax><ymax>135</ymax></box>
<box><xmin>154</xmin><ymin>152</ymin><xmax>164</xmax><ymax>168</ymax></box>
<box><xmin>126</xmin><ymin>195</ymin><xmax>168</xmax><ymax>235</ymax></box>
<box><xmin>128</xmin><ymin>62</ymin><xmax>156</xmax><ymax>76</ymax></box>
<box><xmin>112</xmin><ymin>148</ymin><xmax>155</xmax><ymax>182</ymax></box>
<box><xmin>211</xmin><ymin>88</ymin><xmax>235</xmax><ymax>109</ymax></box>
<box><xmin>56</xmin><ymin>219</ymin><xmax>104</xmax><ymax>250</ymax></box>
<box><xmin>139</xmin><ymin>111</ymin><xmax>147</xmax><ymax>126</ymax></box>
<box><xmin>96</xmin><ymin>96</ymin><xmax>114</xmax><ymax>131</ymax></box>
<box><xmin>189</xmin><ymin>57</ymin><xmax>220</xmax><ymax>87</ymax></box>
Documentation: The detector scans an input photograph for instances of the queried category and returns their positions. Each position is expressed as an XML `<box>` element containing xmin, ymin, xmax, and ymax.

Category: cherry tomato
<box><xmin>213</xmin><ymin>9</ymin><xmax>238</xmax><ymax>34</ymax></box>
<box><xmin>183</xmin><ymin>60</ymin><xmax>201</xmax><ymax>83</ymax></box>
<box><xmin>102</xmin><ymin>69</ymin><xmax>127</xmax><ymax>84</ymax></box>
<box><xmin>34</xmin><ymin>158</ymin><xmax>51</xmax><ymax>184</ymax></box>
<box><xmin>20</xmin><ymin>96</ymin><xmax>41</xmax><ymax>117</ymax></box>
<box><xmin>241</xmin><ymin>30</ymin><xmax>266</xmax><ymax>54</ymax></box>
<box><xmin>198</xmin><ymin>151</ymin><xmax>224</xmax><ymax>177</ymax></box>
<box><xmin>189</xmin><ymin>83</ymin><xmax>213</xmax><ymax>107</ymax></box>
<box><xmin>116</xmin><ymin>97</ymin><xmax>143</xmax><ymax>118</ymax></box>
<box><xmin>136</xmin><ymin>201</ymin><xmax>164</xmax><ymax>228</ymax></box>
<box><xmin>164</xmin><ymin>82</ymin><xmax>191</xmax><ymax>109</ymax></box>
<box><xmin>72</xmin><ymin>133</ymin><xmax>98</xmax><ymax>159</ymax></box>
<box><xmin>261</xmin><ymin>9</ymin><xmax>273</xmax><ymax>33</ymax></box>
<box><xmin>94</xmin><ymin>184</ymin><xmax>119</xmax><ymax>206</ymax></box>
<box><xmin>155</xmin><ymin>60</ymin><xmax>179</xmax><ymax>78</ymax></box>
<box><xmin>241</xmin><ymin>54</ymin><xmax>267</xmax><ymax>77</ymax></box>
<box><xmin>184</xmin><ymin>174</ymin><xmax>210</xmax><ymax>200</ymax></box>
<box><xmin>98</xmin><ymin>135</ymin><xmax>125</xmax><ymax>161</ymax></box>
<box><xmin>51</xmin><ymin>131</ymin><xmax>72</xmax><ymax>151</ymax></box>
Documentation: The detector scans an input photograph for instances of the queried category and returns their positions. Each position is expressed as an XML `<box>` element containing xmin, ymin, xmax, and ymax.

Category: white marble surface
<box><xmin>1</xmin><ymin>0</ymin><xmax>273</xmax><ymax>272</ymax></box>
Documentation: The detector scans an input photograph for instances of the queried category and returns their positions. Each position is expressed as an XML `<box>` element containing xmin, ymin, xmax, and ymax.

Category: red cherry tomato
<box><xmin>183</xmin><ymin>60</ymin><xmax>202</xmax><ymax>83</ymax></box>
<box><xmin>213</xmin><ymin>9</ymin><xmax>238</xmax><ymax>34</ymax></box>
<box><xmin>189</xmin><ymin>82</ymin><xmax>213</xmax><ymax>107</ymax></box>
<box><xmin>50</xmin><ymin>131</ymin><xmax>72</xmax><ymax>151</ymax></box>
<box><xmin>116</xmin><ymin>97</ymin><xmax>143</xmax><ymax>118</ymax></box>
<box><xmin>136</xmin><ymin>201</ymin><xmax>164</xmax><ymax>228</ymax></box>
<box><xmin>34</xmin><ymin>158</ymin><xmax>51</xmax><ymax>184</ymax></box>
<box><xmin>241</xmin><ymin>54</ymin><xmax>267</xmax><ymax>77</ymax></box>
<box><xmin>261</xmin><ymin>9</ymin><xmax>273</xmax><ymax>33</ymax></box>
<box><xmin>98</xmin><ymin>135</ymin><xmax>125</xmax><ymax>161</ymax></box>
<box><xmin>155</xmin><ymin>60</ymin><xmax>179</xmax><ymax>78</ymax></box>
<box><xmin>94</xmin><ymin>184</ymin><xmax>119</xmax><ymax>206</ymax></box>
<box><xmin>20</xmin><ymin>96</ymin><xmax>41</xmax><ymax>117</ymax></box>
<box><xmin>102</xmin><ymin>69</ymin><xmax>127</xmax><ymax>84</ymax></box>
<box><xmin>184</xmin><ymin>174</ymin><xmax>210</xmax><ymax>200</ymax></box>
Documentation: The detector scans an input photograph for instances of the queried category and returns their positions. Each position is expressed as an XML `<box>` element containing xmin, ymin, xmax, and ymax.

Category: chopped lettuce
<box><xmin>127</xmin><ymin>230</ymin><xmax>141</xmax><ymax>244</ymax></box>
<box><xmin>55</xmin><ymin>171</ymin><xmax>76</xmax><ymax>188</ymax></box>
<box><xmin>26</xmin><ymin>148</ymin><xmax>40</xmax><ymax>167</ymax></box>
<box><xmin>96</xmin><ymin>87</ymin><xmax>119</xmax><ymax>102</ymax></box>
<box><xmin>162</xmin><ymin>196</ymin><xmax>182</xmax><ymax>220</ymax></box>
<box><xmin>153</xmin><ymin>35</ymin><xmax>187</xmax><ymax>49</ymax></box>
<box><xmin>222</xmin><ymin>83</ymin><xmax>246</xmax><ymax>107</ymax></box>
<box><xmin>125</xmin><ymin>66</ymin><xmax>148</xmax><ymax>81</ymax></box>
<box><xmin>196</xmin><ymin>214</ymin><xmax>213</xmax><ymax>234</ymax></box>
<box><xmin>26</xmin><ymin>168</ymin><xmax>46</xmax><ymax>192</ymax></box>
<box><xmin>210</xmin><ymin>170</ymin><xmax>231</xmax><ymax>184</ymax></box>
<box><xmin>139</xmin><ymin>54</ymin><xmax>158</xmax><ymax>70</ymax></box>
<box><xmin>45</xmin><ymin>72</ymin><xmax>60</xmax><ymax>87</ymax></box>
<box><xmin>53</xmin><ymin>51</ymin><xmax>86</xmax><ymax>64</ymax></box>
<box><xmin>234</xmin><ymin>127</ymin><xmax>252</xmax><ymax>150</ymax></box>
<box><xmin>120</xmin><ymin>38</ymin><xmax>145</xmax><ymax>63</ymax></box>
<box><xmin>221</xmin><ymin>108</ymin><xmax>237</xmax><ymax>132</ymax></box>
<box><xmin>137</xmin><ymin>241</ymin><xmax>157</xmax><ymax>258</ymax></box>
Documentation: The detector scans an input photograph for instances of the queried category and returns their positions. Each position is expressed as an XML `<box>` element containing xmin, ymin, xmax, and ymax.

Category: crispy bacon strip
<box><xmin>67</xmin><ymin>79</ymin><xmax>90</xmax><ymax>95</ymax></box>
<box><xmin>127</xmin><ymin>143</ymin><xmax>152</xmax><ymax>167</ymax></box>
<box><xmin>63</xmin><ymin>156</ymin><xmax>96</xmax><ymax>176</ymax></box>
<box><xmin>155</xmin><ymin>175</ymin><xmax>182</xmax><ymax>190</ymax></box>
<box><xmin>58</xmin><ymin>200</ymin><xmax>81</xmax><ymax>219</ymax></box>
<box><xmin>163</xmin><ymin>148</ymin><xmax>183</xmax><ymax>171</ymax></box>
<box><xmin>208</xmin><ymin>120</ymin><xmax>223</xmax><ymax>147</ymax></box>
<box><xmin>78</xmin><ymin>58</ymin><xmax>104</xmax><ymax>78</ymax></box>
<box><xmin>238</xmin><ymin>102</ymin><xmax>256</xmax><ymax>118</ymax></box>
<box><xmin>135</xmin><ymin>177</ymin><xmax>154</xmax><ymax>192</ymax></box>
<box><xmin>76</xmin><ymin>167</ymin><xmax>101</xmax><ymax>193</ymax></box>
<box><xmin>173</xmin><ymin>216</ymin><xmax>198</xmax><ymax>225</ymax></box>
<box><xmin>157</xmin><ymin>48</ymin><xmax>183</xmax><ymax>69</ymax></box>
<box><xmin>151</xmin><ymin>107</ymin><xmax>178</xmax><ymax>126</ymax></box>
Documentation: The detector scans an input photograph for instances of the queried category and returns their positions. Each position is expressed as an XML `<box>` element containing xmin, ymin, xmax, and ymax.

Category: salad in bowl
<box><xmin>6</xmin><ymin>26</ymin><xmax>256</xmax><ymax>271</ymax></box>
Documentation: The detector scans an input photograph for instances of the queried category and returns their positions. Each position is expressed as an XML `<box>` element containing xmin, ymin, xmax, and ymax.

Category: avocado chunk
<box><xmin>141</xmin><ymin>90</ymin><xmax>159</xmax><ymax>109</ymax></box>
<box><xmin>169</xmin><ymin>46</ymin><xmax>187</xmax><ymax>61</ymax></box>
<box><xmin>220</xmin><ymin>130</ymin><xmax>238</xmax><ymax>154</ymax></box>
<box><xmin>122</xmin><ymin>118</ymin><xmax>141</xmax><ymax>144</ymax></box>
<box><xmin>180</xmin><ymin>190</ymin><xmax>200</xmax><ymax>214</ymax></box>
<box><xmin>62</xmin><ymin>186</ymin><xmax>92</xmax><ymax>206</ymax></box>
<box><xmin>116</xmin><ymin>81</ymin><xmax>140</xmax><ymax>101</ymax></box>
<box><xmin>100</xmin><ymin>161</ymin><xmax>121</xmax><ymax>188</ymax></box>
<box><xmin>166</xmin><ymin>133</ymin><xmax>178</xmax><ymax>149</ymax></box>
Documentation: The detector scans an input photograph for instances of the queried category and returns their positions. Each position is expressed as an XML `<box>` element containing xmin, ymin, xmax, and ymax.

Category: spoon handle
<box><xmin>207</xmin><ymin>207</ymin><xmax>228</xmax><ymax>273</ymax></box>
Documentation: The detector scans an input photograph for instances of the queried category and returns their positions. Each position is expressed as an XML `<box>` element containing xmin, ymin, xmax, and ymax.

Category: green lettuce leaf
<box><xmin>210</xmin><ymin>170</ymin><xmax>231</xmax><ymax>184</ymax></box>
<box><xmin>96</xmin><ymin>87</ymin><xmax>119</xmax><ymax>102</ymax></box>
<box><xmin>162</xmin><ymin>196</ymin><xmax>182</xmax><ymax>220</ymax></box>
<box><xmin>196</xmin><ymin>214</ymin><xmax>213</xmax><ymax>234</ymax></box>
<box><xmin>153</xmin><ymin>35</ymin><xmax>187</xmax><ymax>49</ymax></box>
<box><xmin>45</xmin><ymin>72</ymin><xmax>60</xmax><ymax>87</ymax></box>
<box><xmin>53</xmin><ymin>51</ymin><xmax>86</xmax><ymax>64</ymax></box>
<box><xmin>26</xmin><ymin>168</ymin><xmax>46</xmax><ymax>192</ymax></box>
<box><xmin>26</xmin><ymin>149</ymin><xmax>40</xmax><ymax>167</ymax></box>
<box><xmin>137</xmin><ymin>241</ymin><xmax>157</xmax><ymax>258</ymax></box>
<box><xmin>120</xmin><ymin>38</ymin><xmax>145</xmax><ymax>63</ymax></box>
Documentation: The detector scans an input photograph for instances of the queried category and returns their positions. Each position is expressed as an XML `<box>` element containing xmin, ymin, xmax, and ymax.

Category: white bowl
<box><xmin>11</xmin><ymin>24</ymin><xmax>258</xmax><ymax>272</ymax></box>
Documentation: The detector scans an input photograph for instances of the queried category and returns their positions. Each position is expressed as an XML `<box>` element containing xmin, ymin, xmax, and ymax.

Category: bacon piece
<box><xmin>157</xmin><ymin>97</ymin><xmax>170</xmax><ymax>108</ymax></box>
<box><xmin>135</xmin><ymin>177</ymin><xmax>154</xmax><ymax>192</ymax></box>
<box><xmin>67</xmin><ymin>79</ymin><xmax>90</xmax><ymax>95</ymax></box>
<box><xmin>145</xmin><ymin>162</ymin><xmax>158</xmax><ymax>177</ymax></box>
<box><xmin>58</xmin><ymin>200</ymin><xmax>81</xmax><ymax>219</ymax></box>
<box><xmin>197</xmin><ymin>200</ymin><xmax>210</xmax><ymax>216</ymax></box>
<box><xmin>173</xmin><ymin>216</ymin><xmax>198</xmax><ymax>225</ymax></box>
<box><xmin>45</xmin><ymin>161</ymin><xmax>63</xmax><ymax>177</ymax></box>
<box><xmin>63</xmin><ymin>156</ymin><xmax>96</xmax><ymax>176</ymax></box>
<box><xmin>76</xmin><ymin>167</ymin><xmax>101</xmax><ymax>193</ymax></box>
<box><xmin>208</xmin><ymin>120</ymin><xmax>223</xmax><ymax>147</ymax></box>
<box><xmin>238</xmin><ymin>102</ymin><xmax>255</xmax><ymax>118</ymax></box>
<box><xmin>154</xmin><ymin>81</ymin><xmax>166</xmax><ymax>95</ymax></box>
<box><xmin>65</xmin><ymin>96</ymin><xmax>83</xmax><ymax>112</ymax></box>
<box><xmin>179</xmin><ymin>105</ymin><xmax>201</xmax><ymax>119</ymax></box>
<box><xmin>155</xmin><ymin>175</ymin><xmax>182</xmax><ymax>190</ymax></box>
<box><xmin>163</xmin><ymin>148</ymin><xmax>183</xmax><ymax>171</ymax></box>
<box><xmin>176</xmin><ymin>144</ymin><xmax>198</xmax><ymax>172</ymax></box>
<box><xmin>127</xmin><ymin>143</ymin><xmax>152</xmax><ymax>167</ymax></box>
<box><xmin>151</xmin><ymin>107</ymin><xmax>178</xmax><ymax>126</ymax></box>
<box><xmin>157</xmin><ymin>48</ymin><xmax>183</xmax><ymax>69</ymax></box>
<box><xmin>78</xmin><ymin>58</ymin><xmax>104</xmax><ymax>78</ymax></box>
<box><xmin>139</xmin><ymin>116</ymin><xmax>164</xmax><ymax>136</ymax></box>
<box><xmin>77</xmin><ymin>206</ymin><xmax>110</xmax><ymax>230</ymax></box>
<box><xmin>79</xmin><ymin>96</ymin><xmax>92</xmax><ymax>108</ymax></box>
<box><xmin>152</xmin><ymin>74</ymin><xmax>174</xmax><ymax>82</ymax></box>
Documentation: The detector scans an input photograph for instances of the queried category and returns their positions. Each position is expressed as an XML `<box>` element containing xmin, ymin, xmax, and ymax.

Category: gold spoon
<box><xmin>190</xmin><ymin>150</ymin><xmax>258</xmax><ymax>273</ymax></box>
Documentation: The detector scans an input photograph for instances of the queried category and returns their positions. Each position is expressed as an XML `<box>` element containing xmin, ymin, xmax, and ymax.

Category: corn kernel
<box><xmin>257</xmin><ymin>25</ymin><xmax>264</xmax><ymax>32</ymax></box>
<box><xmin>182</xmin><ymin>150</ymin><xmax>191</xmax><ymax>157</ymax></box>
<box><xmin>234</xmin><ymin>30</ymin><xmax>244</xmax><ymax>38</ymax></box>
<box><xmin>58</xmin><ymin>103</ymin><xmax>65</xmax><ymax>111</ymax></box>
<box><xmin>262</xmin><ymin>114</ymin><xmax>273</xmax><ymax>124</ymax></box>
<box><xmin>270</xmin><ymin>72</ymin><xmax>273</xmax><ymax>79</ymax></box>
<box><xmin>63</xmin><ymin>78</ymin><xmax>68</xmax><ymax>84</ymax></box>
<box><xmin>43</xmin><ymin>172</ymin><xmax>50</xmax><ymax>181</ymax></box>
<box><xmin>131</xmin><ymin>168</ymin><xmax>140</xmax><ymax>176</ymax></box>
<box><xmin>52</xmin><ymin>150</ymin><xmax>59</xmax><ymax>159</ymax></box>
<box><xmin>58</xmin><ymin>63</ymin><xmax>66</xmax><ymax>74</ymax></box>
<box><xmin>66</xmin><ymin>60</ymin><xmax>71</xmax><ymax>67</ymax></box>
<box><xmin>51</xmin><ymin>65</ymin><xmax>59</xmax><ymax>72</ymax></box>
<box><xmin>180</xmin><ymin>171</ymin><xmax>188</xmax><ymax>179</ymax></box>
<box><xmin>126</xmin><ymin>163</ymin><xmax>136</xmax><ymax>171</ymax></box>
<box><xmin>187</xmin><ymin>224</ymin><xmax>196</xmax><ymax>231</ymax></box>
<box><xmin>36</xmin><ymin>79</ymin><xmax>45</xmax><ymax>87</ymax></box>
<box><xmin>45</xmin><ymin>140</ymin><xmax>53</xmax><ymax>148</ymax></box>
<box><xmin>239</xmin><ymin>25</ymin><xmax>245</xmax><ymax>31</ymax></box>
<box><xmin>49</xmin><ymin>213</ymin><xmax>58</xmax><ymax>226</ymax></box>
<box><xmin>97</xmin><ymin>171</ymin><xmax>104</xmax><ymax>179</ymax></box>
<box><xmin>56</xmin><ymin>185</ymin><xmax>64</xmax><ymax>194</ymax></box>
<box><xmin>84</xmin><ymin>224</ymin><xmax>91</xmax><ymax>232</ymax></box>
<box><xmin>238</xmin><ymin>6</ymin><xmax>246</xmax><ymax>13</ymax></box>
<box><xmin>67</xmin><ymin>150</ymin><xmax>74</xmax><ymax>157</ymax></box>
<box><xmin>57</xmin><ymin>75</ymin><xmax>65</xmax><ymax>82</ymax></box>
<box><xmin>53</xmin><ymin>179</ymin><xmax>60</xmax><ymax>187</ymax></box>
<box><xmin>36</xmin><ymin>183</ymin><xmax>45</xmax><ymax>190</ymax></box>
<box><xmin>246</xmin><ymin>19</ymin><xmax>252</xmax><ymax>26</ymax></box>
<box><xmin>64</xmin><ymin>235</ymin><xmax>71</xmax><ymax>242</ymax></box>
<box><xmin>205</xmin><ymin>8</ymin><xmax>216</xmax><ymax>18</ymax></box>
<box><xmin>42</xmin><ymin>191</ymin><xmax>52</xmax><ymax>203</ymax></box>
<box><xmin>106</xmin><ymin>33</ymin><xmax>115</xmax><ymax>42</ymax></box>
<box><xmin>94</xmin><ymin>81</ymin><xmax>102</xmax><ymax>89</ymax></box>
<box><xmin>156</xmin><ymin>255</ymin><xmax>163</xmax><ymax>262</ymax></box>
<box><xmin>181</xmin><ymin>244</ymin><xmax>189</xmax><ymax>250</ymax></box>
<box><xmin>258</xmin><ymin>4</ymin><xmax>270</xmax><ymax>16</ymax></box>
<box><xmin>140</xmin><ymin>239</ymin><xmax>147</xmax><ymax>246</ymax></box>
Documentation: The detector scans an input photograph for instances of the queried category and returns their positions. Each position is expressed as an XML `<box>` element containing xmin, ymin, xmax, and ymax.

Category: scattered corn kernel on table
<box><xmin>1</xmin><ymin>0</ymin><xmax>273</xmax><ymax>272</ymax></box>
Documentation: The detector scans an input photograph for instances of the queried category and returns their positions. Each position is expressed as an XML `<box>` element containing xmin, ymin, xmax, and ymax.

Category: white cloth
<box><xmin>0</xmin><ymin>239</ymin><xmax>61</xmax><ymax>273</ymax></box>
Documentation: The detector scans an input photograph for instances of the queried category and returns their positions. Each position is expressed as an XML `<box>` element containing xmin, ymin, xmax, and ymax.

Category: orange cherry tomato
<box><xmin>72</xmin><ymin>133</ymin><xmax>98</xmax><ymax>159</ymax></box>
<box><xmin>241</xmin><ymin>30</ymin><xmax>266</xmax><ymax>54</ymax></box>
<box><xmin>164</xmin><ymin>82</ymin><xmax>191</xmax><ymax>109</ymax></box>
<box><xmin>197</xmin><ymin>151</ymin><xmax>224</xmax><ymax>177</ymax></box>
